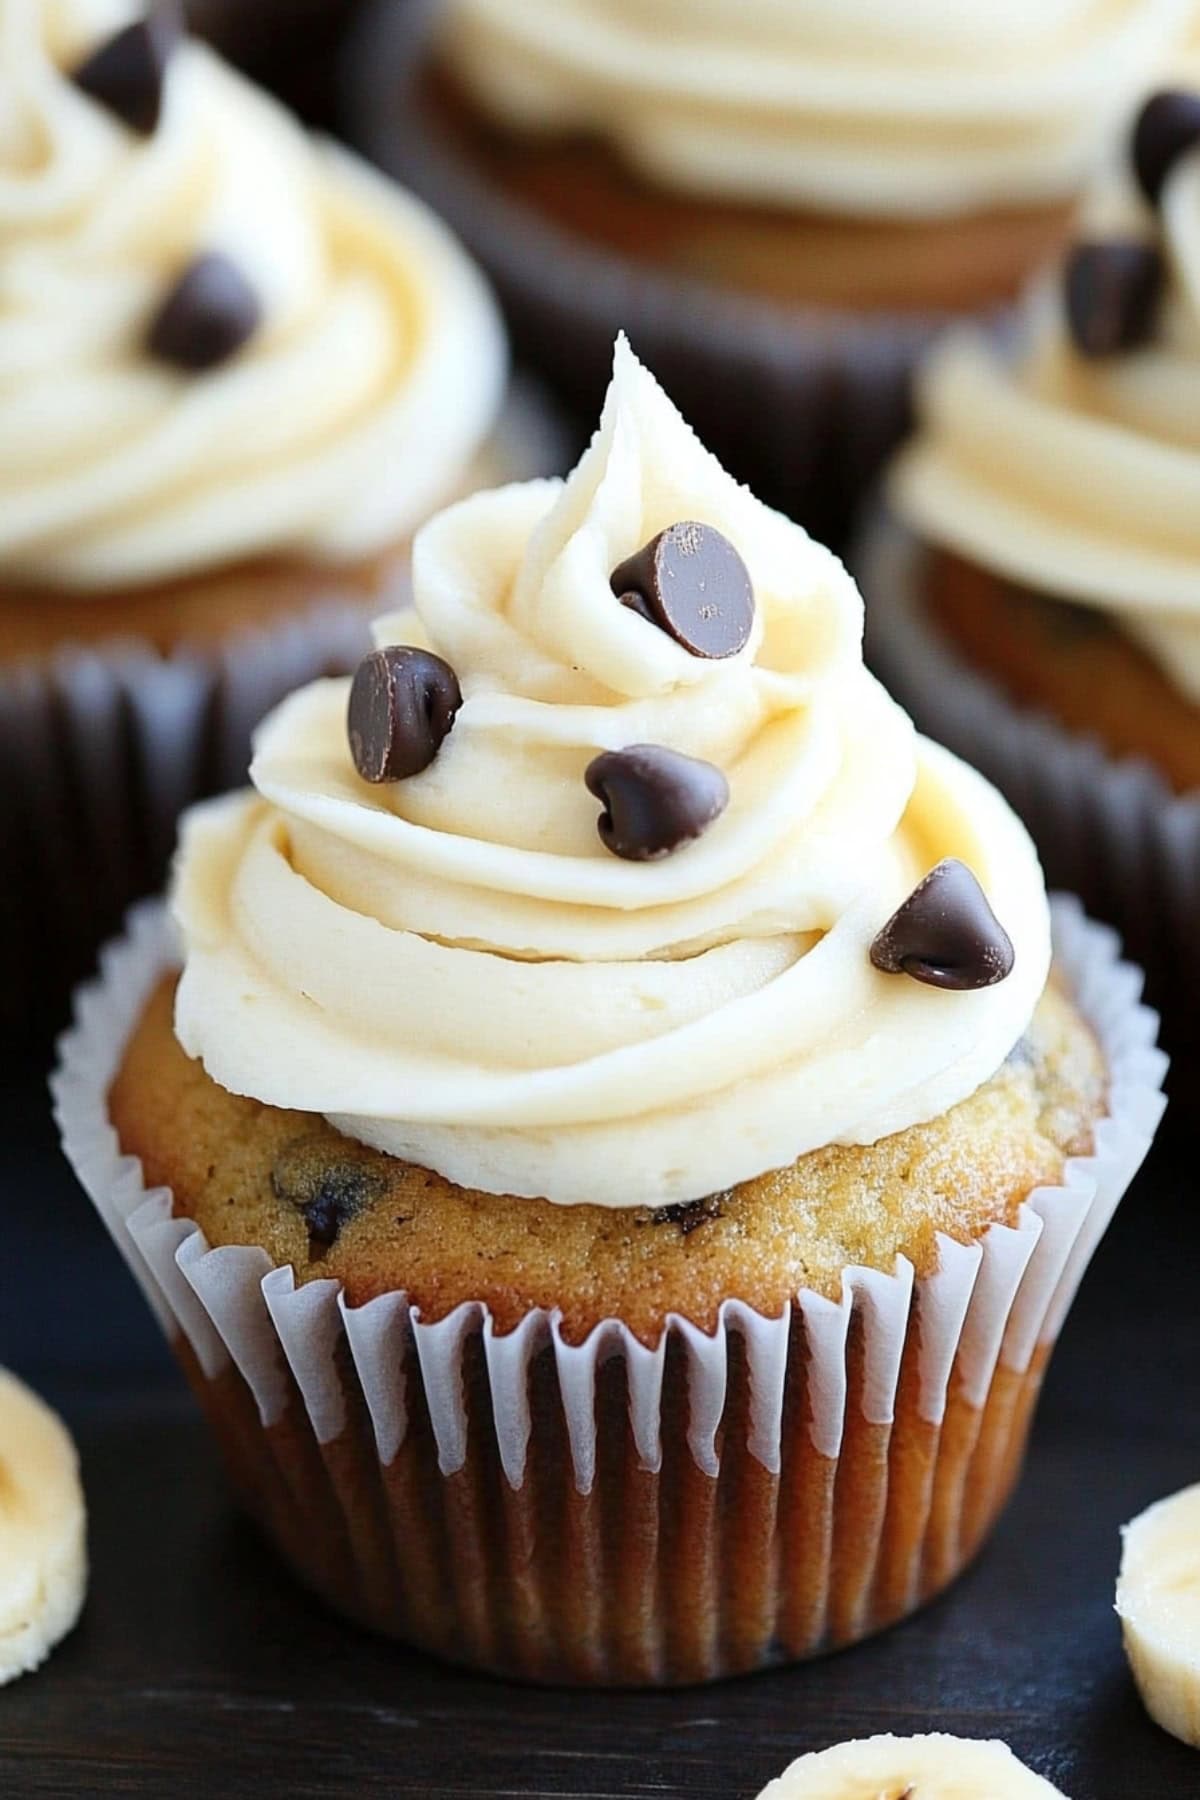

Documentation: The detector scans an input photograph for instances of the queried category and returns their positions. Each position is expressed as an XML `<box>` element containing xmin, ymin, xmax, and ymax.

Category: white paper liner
<box><xmin>3</xmin><ymin>384</ymin><xmax>568</xmax><ymax>1050</ymax></box>
<box><xmin>859</xmin><ymin>511</ymin><xmax>1200</xmax><ymax>1034</ymax></box>
<box><xmin>53</xmin><ymin>898</ymin><xmax>1165</xmax><ymax>1491</ymax></box>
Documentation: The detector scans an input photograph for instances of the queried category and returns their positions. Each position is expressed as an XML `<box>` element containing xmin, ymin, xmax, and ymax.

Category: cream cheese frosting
<box><xmin>891</xmin><ymin>148</ymin><xmax>1200</xmax><ymax>705</ymax></box>
<box><xmin>439</xmin><ymin>0</ymin><xmax>1195</xmax><ymax>220</ymax></box>
<box><xmin>0</xmin><ymin>0</ymin><xmax>506</xmax><ymax>589</ymax></box>
<box><xmin>173</xmin><ymin>340</ymin><xmax>1051</xmax><ymax>1209</ymax></box>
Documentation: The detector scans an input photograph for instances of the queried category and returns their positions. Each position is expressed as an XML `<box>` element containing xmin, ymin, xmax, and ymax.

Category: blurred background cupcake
<box><xmin>865</xmin><ymin>85</ymin><xmax>1200</xmax><ymax>1048</ymax></box>
<box><xmin>349</xmin><ymin>0</ymin><xmax>1198</xmax><ymax>545</ymax></box>
<box><xmin>0</xmin><ymin>0</ymin><xmax>560</xmax><ymax>1053</ymax></box>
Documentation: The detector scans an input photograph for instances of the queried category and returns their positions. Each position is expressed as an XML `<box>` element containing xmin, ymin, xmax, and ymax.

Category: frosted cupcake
<box><xmin>876</xmin><ymin>86</ymin><xmax>1200</xmax><ymax>1035</ymax></box>
<box><xmin>0</xmin><ymin>0</ymin><xmax>531</xmax><ymax>1045</ymax></box>
<box><xmin>57</xmin><ymin>341</ymin><xmax>1165</xmax><ymax>1686</ymax></box>
<box><xmin>350</xmin><ymin>0</ymin><xmax>1196</xmax><ymax>539</ymax></box>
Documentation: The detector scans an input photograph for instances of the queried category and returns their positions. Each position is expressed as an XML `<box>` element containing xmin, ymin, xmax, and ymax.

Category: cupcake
<box><xmin>56</xmin><ymin>340</ymin><xmax>1166</xmax><ymax>1686</ymax></box>
<box><xmin>0</xmin><ymin>0</ymin><xmax>533</xmax><ymax>1048</ymax></box>
<box><xmin>874</xmin><ymin>86</ymin><xmax>1200</xmax><ymax>1041</ymax></box>
<box><xmin>349</xmin><ymin>0</ymin><xmax>1196</xmax><ymax>542</ymax></box>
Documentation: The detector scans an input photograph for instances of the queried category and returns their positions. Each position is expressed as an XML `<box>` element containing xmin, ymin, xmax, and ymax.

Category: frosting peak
<box><xmin>0</xmin><ymin>0</ymin><xmax>506</xmax><ymax>588</ymax></box>
<box><xmin>174</xmin><ymin>343</ymin><xmax>1050</xmax><ymax>1208</ymax></box>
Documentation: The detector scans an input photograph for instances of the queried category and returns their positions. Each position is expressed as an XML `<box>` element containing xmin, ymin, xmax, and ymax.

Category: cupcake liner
<box><xmin>3</xmin><ymin>386</ymin><xmax>567</xmax><ymax>1061</ymax></box>
<box><xmin>53</xmin><ymin>898</ymin><xmax>1165</xmax><ymax>1684</ymax></box>
<box><xmin>859</xmin><ymin>510</ymin><xmax>1200</xmax><ymax>1051</ymax></box>
<box><xmin>0</xmin><ymin>601</ymin><xmax>377</xmax><ymax>1061</ymax></box>
<box><xmin>344</xmin><ymin>0</ymin><xmax>986</xmax><ymax>550</ymax></box>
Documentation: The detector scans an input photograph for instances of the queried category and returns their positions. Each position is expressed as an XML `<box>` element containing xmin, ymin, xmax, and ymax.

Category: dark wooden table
<box><xmin>4</xmin><ymin>1075</ymin><xmax>1198</xmax><ymax>1800</ymax></box>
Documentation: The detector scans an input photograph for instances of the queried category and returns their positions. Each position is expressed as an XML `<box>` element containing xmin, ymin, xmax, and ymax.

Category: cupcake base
<box><xmin>53</xmin><ymin>901</ymin><xmax>1165</xmax><ymax>1685</ymax></box>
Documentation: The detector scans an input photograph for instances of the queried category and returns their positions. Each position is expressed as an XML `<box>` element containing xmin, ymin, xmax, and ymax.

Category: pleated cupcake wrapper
<box><xmin>3</xmin><ymin>390</ymin><xmax>567</xmax><ymax>1059</ymax></box>
<box><xmin>0</xmin><ymin>597</ymin><xmax>377</xmax><ymax>1057</ymax></box>
<box><xmin>53</xmin><ymin>898</ymin><xmax>1165</xmax><ymax>1685</ymax></box>
<box><xmin>346</xmin><ymin>0</ymin><xmax>986</xmax><ymax>550</ymax></box>
<box><xmin>860</xmin><ymin>512</ymin><xmax>1200</xmax><ymax>1049</ymax></box>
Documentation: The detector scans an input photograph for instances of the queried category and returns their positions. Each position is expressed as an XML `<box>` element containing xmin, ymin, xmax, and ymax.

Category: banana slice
<box><xmin>0</xmin><ymin>1368</ymin><xmax>87</xmax><ymax>1685</ymax></box>
<box><xmin>756</xmin><ymin>1734</ymin><xmax>1068</xmax><ymax>1797</ymax></box>
<box><xmin>1117</xmin><ymin>1482</ymin><xmax>1200</xmax><ymax>1749</ymax></box>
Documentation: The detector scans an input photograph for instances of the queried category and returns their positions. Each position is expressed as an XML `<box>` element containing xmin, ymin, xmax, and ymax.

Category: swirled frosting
<box><xmin>891</xmin><ymin>148</ymin><xmax>1200</xmax><ymax>703</ymax></box>
<box><xmin>0</xmin><ymin>0</ymin><xmax>506</xmax><ymax>589</ymax></box>
<box><xmin>173</xmin><ymin>340</ymin><xmax>1051</xmax><ymax>1209</ymax></box>
<box><xmin>439</xmin><ymin>0</ymin><xmax>1194</xmax><ymax>219</ymax></box>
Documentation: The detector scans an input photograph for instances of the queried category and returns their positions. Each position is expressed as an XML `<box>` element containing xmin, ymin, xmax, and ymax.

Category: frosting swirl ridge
<box><xmin>440</xmin><ymin>0</ymin><xmax>1194</xmax><ymax>218</ymax></box>
<box><xmin>174</xmin><ymin>341</ymin><xmax>1050</xmax><ymax>1207</ymax></box>
<box><xmin>0</xmin><ymin>0</ymin><xmax>506</xmax><ymax>588</ymax></box>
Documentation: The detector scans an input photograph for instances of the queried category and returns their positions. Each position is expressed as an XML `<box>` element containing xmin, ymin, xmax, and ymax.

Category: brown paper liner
<box><xmin>1</xmin><ymin>600</ymin><xmax>376</xmax><ymax>1060</ymax></box>
<box><xmin>345</xmin><ymin>0</ymin><xmax>1017</xmax><ymax>551</ymax></box>
<box><xmin>172</xmin><ymin>1317</ymin><xmax>1048</xmax><ymax>1686</ymax></box>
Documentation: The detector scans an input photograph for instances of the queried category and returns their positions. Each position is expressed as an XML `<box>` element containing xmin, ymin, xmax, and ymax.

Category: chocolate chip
<box><xmin>146</xmin><ymin>253</ymin><xmax>261</xmax><ymax>372</ymax></box>
<box><xmin>1064</xmin><ymin>241</ymin><xmax>1163</xmax><ymax>359</ymax></box>
<box><xmin>70</xmin><ymin>5</ymin><xmax>181</xmax><ymax>135</ymax></box>
<box><xmin>271</xmin><ymin>1140</ymin><xmax>384</xmax><ymax>1257</ymax></box>
<box><xmin>870</xmin><ymin>859</ymin><xmax>1015</xmax><ymax>991</ymax></box>
<box><xmin>1133</xmin><ymin>89</ymin><xmax>1200</xmax><ymax>205</ymax></box>
<box><xmin>347</xmin><ymin>646</ymin><xmax>462</xmax><ymax>783</ymax></box>
<box><xmin>649</xmin><ymin>1195</ymin><xmax>723</xmax><ymax>1236</ymax></box>
<box><xmin>610</xmin><ymin>522</ymin><xmax>754</xmax><ymax>659</ymax></box>
<box><xmin>585</xmin><ymin>745</ymin><xmax>728</xmax><ymax>861</ymax></box>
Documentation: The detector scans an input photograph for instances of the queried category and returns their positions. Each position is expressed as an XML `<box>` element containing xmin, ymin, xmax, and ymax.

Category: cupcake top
<box><xmin>173</xmin><ymin>339</ymin><xmax>1050</xmax><ymax>1210</ymax></box>
<box><xmin>438</xmin><ymin>0</ymin><xmax>1194</xmax><ymax>220</ymax></box>
<box><xmin>891</xmin><ymin>86</ymin><xmax>1200</xmax><ymax>702</ymax></box>
<box><xmin>0</xmin><ymin>0</ymin><xmax>506</xmax><ymax>590</ymax></box>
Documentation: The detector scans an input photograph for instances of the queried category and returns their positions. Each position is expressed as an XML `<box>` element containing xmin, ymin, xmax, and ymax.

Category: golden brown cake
<box><xmin>924</xmin><ymin>551</ymin><xmax>1200</xmax><ymax>797</ymax></box>
<box><xmin>420</xmin><ymin>71</ymin><xmax>1074</xmax><ymax>315</ymax></box>
<box><xmin>112</xmin><ymin>972</ymin><xmax>1105</xmax><ymax>1346</ymax></box>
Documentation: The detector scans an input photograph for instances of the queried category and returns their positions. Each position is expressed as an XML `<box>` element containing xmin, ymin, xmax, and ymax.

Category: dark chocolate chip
<box><xmin>610</xmin><ymin>521</ymin><xmax>754</xmax><ymax>659</ymax></box>
<box><xmin>585</xmin><ymin>744</ymin><xmax>729</xmax><ymax>862</ymax></box>
<box><xmin>870</xmin><ymin>859</ymin><xmax>1015</xmax><ymax>992</ymax></box>
<box><xmin>649</xmin><ymin>1195</ymin><xmax>723</xmax><ymax>1236</ymax></box>
<box><xmin>1064</xmin><ymin>240</ymin><xmax>1163</xmax><ymax>359</ymax></box>
<box><xmin>347</xmin><ymin>646</ymin><xmax>462</xmax><ymax>783</ymax></box>
<box><xmin>1133</xmin><ymin>89</ymin><xmax>1200</xmax><ymax>205</ymax></box>
<box><xmin>271</xmin><ymin>1140</ymin><xmax>384</xmax><ymax>1257</ymax></box>
<box><xmin>70</xmin><ymin>5</ymin><xmax>181</xmax><ymax>135</ymax></box>
<box><xmin>146</xmin><ymin>253</ymin><xmax>261</xmax><ymax>372</ymax></box>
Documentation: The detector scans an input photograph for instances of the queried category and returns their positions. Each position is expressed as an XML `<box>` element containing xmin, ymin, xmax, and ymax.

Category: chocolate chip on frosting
<box><xmin>1064</xmin><ymin>240</ymin><xmax>1163</xmax><ymax>359</ymax></box>
<box><xmin>146</xmin><ymin>253</ymin><xmax>261</xmax><ymax>372</ymax></box>
<box><xmin>870</xmin><ymin>859</ymin><xmax>1015</xmax><ymax>991</ymax></box>
<box><xmin>70</xmin><ymin>5</ymin><xmax>181</xmax><ymax>136</ymax></box>
<box><xmin>611</xmin><ymin>521</ymin><xmax>754</xmax><ymax>658</ymax></box>
<box><xmin>1132</xmin><ymin>89</ymin><xmax>1200</xmax><ymax>206</ymax></box>
<box><xmin>348</xmin><ymin>646</ymin><xmax>462</xmax><ymax>783</ymax></box>
<box><xmin>586</xmin><ymin>745</ymin><xmax>729</xmax><ymax>861</ymax></box>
